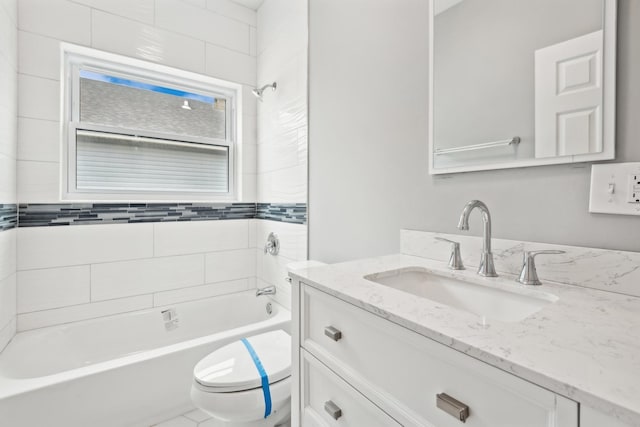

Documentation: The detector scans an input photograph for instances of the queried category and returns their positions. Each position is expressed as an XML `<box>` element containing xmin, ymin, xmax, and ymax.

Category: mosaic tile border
<box><xmin>0</xmin><ymin>204</ymin><xmax>18</xmax><ymax>231</ymax></box>
<box><xmin>256</xmin><ymin>203</ymin><xmax>307</xmax><ymax>224</ymax></box>
<box><xmin>18</xmin><ymin>203</ymin><xmax>306</xmax><ymax>227</ymax></box>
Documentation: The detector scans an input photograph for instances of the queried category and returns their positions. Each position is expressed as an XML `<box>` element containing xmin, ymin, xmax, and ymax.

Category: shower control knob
<box><xmin>264</xmin><ymin>232</ymin><xmax>280</xmax><ymax>255</ymax></box>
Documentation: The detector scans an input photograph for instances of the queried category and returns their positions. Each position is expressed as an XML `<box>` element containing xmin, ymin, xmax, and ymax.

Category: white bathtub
<box><xmin>0</xmin><ymin>291</ymin><xmax>290</xmax><ymax>427</ymax></box>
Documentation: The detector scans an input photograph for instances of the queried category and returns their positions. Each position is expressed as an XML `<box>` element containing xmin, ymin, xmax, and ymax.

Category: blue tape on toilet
<box><xmin>241</xmin><ymin>338</ymin><xmax>272</xmax><ymax>418</ymax></box>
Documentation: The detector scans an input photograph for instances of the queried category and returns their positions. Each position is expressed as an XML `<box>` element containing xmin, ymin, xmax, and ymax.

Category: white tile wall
<box><xmin>16</xmin><ymin>160</ymin><xmax>59</xmax><ymax>203</ymax></box>
<box><xmin>91</xmin><ymin>254</ymin><xmax>205</xmax><ymax>301</ymax></box>
<box><xmin>18</xmin><ymin>31</ymin><xmax>61</xmax><ymax>80</ymax></box>
<box><xmin>0</xmin><ymin>230</ymin><xmax>17</xmax><ymax>280</ymax></box>
<box><xmin>0</xmin><ymin>0</ymin><xmax>17</xmax><ymax>23</ymax></box>
<box><xmin>0</xmin><ymin>104</ymin><xmax>17</xmax><ymax>160</ymax></box>
<box><xmin>10</xmin><ymin>0</ymin><xmax>310</xmax><ymax>340</ymax></box>
<box><xmin>250</xmin><ymin>0</ymin><xmax>309</xmax><ymax>310</ymax></box>
<box><xmin>257</xmin><ymin>164</ymin><xmax>307</xmax><ymax>204</ymax></box>
<box><xmin>17</xmin><ymin>265</ymin><xmax>90</xmax><ymax>313</ymax></box>
<box><xmin>205</xmin><ymin>42</ymin><xmax>256</xmax><ymax>85</ymax></box>
<box><xmin>16</xmin><ymin>0</ymin><xmax>258</xmax><ymax>203</ymax></box>
<box><xmin>0</xmin><ymin>318</ymin><xmax>16</xmax><ymax>352</ymax></box>
<box><xmin>0</xmin><ymin>6</ymin><xmax>17</xmax><ymax>69</ymax></box>
<box><xmin>17</xmin><ymin>223</ymin><xmax>154</xmax><ymax>270</ymax></box>
<box><xmin>154</xmin><ymin>220</ymin><xmax>248</xmax><ymax>256</ymax></box>
<box><xmin>0</xmin><ymin>230</ymin><xmax>16</xmax><ymax>348</ymax></box>
<box><xmin>205</xmin><ymin>248</ymin><xmax>255</xmax><ymax>282</ymax></box>
<box><xmin>0</xmin><ymin>274</ymin><xmax>16</xmax><ymax>333</ymax></box>
<box><xmin>17</xmin><ymin>118</ymin><xmax>59</xmax><ymax>162</ymax></box>
<box><xmin>153</xmin><ymin>278</ymin><xmax>251</xmax><ymax>307</ymax></box>
<box><xmin>0</xmin><ymin>153</ymin><xmax>17</xmax><ymax>202</ymax></box>
<box><xmin>206</xmin><ymin>0</ymin><xmax>257</xmax><ymax>27</ymax></box>
<box><xmin>17</xmin><ymin>74</ymin><xmax>59</xmax><ymax>121</ymax></box>
<box><xmin>255</xmin><ymin>219</ymin><xmax>306</xmax><ymax>310</ymax></box>
<box><xmin>156</xmin><ymin>0</ymin><xmax>250</xmax><ymax>54</ymax></box>
<box><xmin>256</xmin><ymin>0</ymin><xmax>307</xmax><ymax>204</ymax></box>
<box><xmin>91</xmin><ymin>10</ymin><xmax>206</xmax><ymax>74</ymax></box>
<box><xmin>70</xmin><ymin>0</ymin><xmax>155</xmax><ymax>25</ymax></box>
<box><xmin>16</xmin><ymin>220</ymin><xmax>258</xmax><ymax>330</ymax></box>
<box><xmin>0</xmin><ymin>0</ymin><xmax>17</xmax><ymax>351</ymax></box>
<box><xmin>17</xmin><ymin>294</ymin><xmax>153</xmax><ymax>331</ymax></box>
<box><xmin>18</xmin><ymin>0</ymin><xmax>91</xmax><ymax>45</ymax></box>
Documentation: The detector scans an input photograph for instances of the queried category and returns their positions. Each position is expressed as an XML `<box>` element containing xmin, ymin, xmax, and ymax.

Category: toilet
<box><xmin>191</xmin><ymin>329</ymin><xmax>292</xmax><ymax>427</ymax></box>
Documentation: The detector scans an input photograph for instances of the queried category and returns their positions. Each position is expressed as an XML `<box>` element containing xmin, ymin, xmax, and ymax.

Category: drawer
<box><xmin>301</xmin><ymin>348</ymin><xmax>401</xmax><ymax>427</ymax></box>
<box><xmin>301</xmin><ymin>284</ymin><xmax>578</xmax><ymax>427</ymax></box>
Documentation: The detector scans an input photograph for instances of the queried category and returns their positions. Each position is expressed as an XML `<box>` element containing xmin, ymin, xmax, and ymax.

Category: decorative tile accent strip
<box><xmin>0</xmin><ymin>204</ymin><xmax>18</xmax><ymax>231</ymax></box>
<box><xmin>256</xmin><ymin>203</ymin><xmax>307</xmax><ymax>224</ymax></box>
<box><xmin>18</xmin><ymin>203</ymin><xmax>257</xmax><ymax>227</ymax></box>
<box><xmin>18</xmin><ymin>203</ymin><xmax>307</xmax><ymax>227</ymax></box>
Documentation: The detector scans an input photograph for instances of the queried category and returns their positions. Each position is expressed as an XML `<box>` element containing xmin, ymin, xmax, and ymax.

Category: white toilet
<box><xmin>191</xmin><ymin>329</ymin><xmax>292</xmax><ymax>427</ymax></box>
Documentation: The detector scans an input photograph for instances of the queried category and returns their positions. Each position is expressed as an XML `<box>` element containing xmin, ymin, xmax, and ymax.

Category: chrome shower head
<box><xmin>252</xmin><ymin>82</ymin><xmax>277</xmax><ymax>100</ymax></box>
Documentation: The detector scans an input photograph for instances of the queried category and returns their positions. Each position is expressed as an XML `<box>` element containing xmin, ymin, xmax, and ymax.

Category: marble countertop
<box><xmin>290</xmin><ymin>254</ymin><xmax>640</xmax><ymax>425</ymax></box>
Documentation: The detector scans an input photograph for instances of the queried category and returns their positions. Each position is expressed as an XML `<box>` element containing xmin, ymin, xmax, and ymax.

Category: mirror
<box><xmin>429</xmin><ymin>0</ymin><xmax>617</xmax><ymax>174</ymax></box>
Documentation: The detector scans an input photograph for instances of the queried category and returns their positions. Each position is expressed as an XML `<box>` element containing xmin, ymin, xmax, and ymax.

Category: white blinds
<box><xmin>76</xmin><ymin>130</ymin><xmax>229</xmax><ymax>193</ymax></box>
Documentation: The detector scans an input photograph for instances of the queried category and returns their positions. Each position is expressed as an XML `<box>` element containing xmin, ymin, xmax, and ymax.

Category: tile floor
<box><xmin>153</xmin><ymin>408</ymin><xmax>292</xmax><ymax>427</ymax></box>
<box><xmin>152</xmin><ymin>408</ymin><xmax>212</xmax><ymax>427</ymax></box>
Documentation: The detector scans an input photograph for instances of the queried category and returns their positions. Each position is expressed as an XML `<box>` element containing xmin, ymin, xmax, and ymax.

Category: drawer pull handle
<box><xmin>436</xmin><ymin>393</ymin><xmax>470</xmax><ymax>423</ymax></box>
<box><xmin>324</xmin><ymin>326</ymin><xmax>342</xmax><ymax>341</ymax></box>
<box><xmin>324</xmin><ymin>400</ymin><xmax>342</xmax><ymax>420</ymax></box>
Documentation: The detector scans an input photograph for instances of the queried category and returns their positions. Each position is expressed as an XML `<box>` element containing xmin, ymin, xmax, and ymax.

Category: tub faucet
<box><xmin>256</xmin><ymin>286</ymin><xmax>276</xmax><ymax>297</ymax></box>
<box><xmin>457</xmin><ymin>200</ymin><xmax>497</xmax><ymax>277</ymax></box>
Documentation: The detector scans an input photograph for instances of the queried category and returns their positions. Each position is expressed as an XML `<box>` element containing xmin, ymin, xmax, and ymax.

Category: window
<box><xmin>62</xmin><ymin>44</ymin><xmax>242</xmax><ymax>201</ymax></box>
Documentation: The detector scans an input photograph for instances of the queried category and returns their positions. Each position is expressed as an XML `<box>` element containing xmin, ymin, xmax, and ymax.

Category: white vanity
<box><xmin>289</xmin><ymin>230</ymin><xmax>640</xmax><ymax>427</ymax></box>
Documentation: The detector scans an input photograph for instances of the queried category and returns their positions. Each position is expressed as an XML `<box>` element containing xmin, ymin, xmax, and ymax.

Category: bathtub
<box><xmin>0</xmin><ymin>291</ymin><xmax>290</xmax><ymax>427</ymax></box>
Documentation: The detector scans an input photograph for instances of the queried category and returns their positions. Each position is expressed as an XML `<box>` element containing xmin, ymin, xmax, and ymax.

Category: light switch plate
<box><xmin>589</xmin><ymin>162</ymin><xmax>640</xmax><ymax>215</ymax></box>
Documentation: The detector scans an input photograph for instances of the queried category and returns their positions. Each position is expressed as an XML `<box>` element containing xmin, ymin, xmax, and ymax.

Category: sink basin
<box><xmin>364</xmin><ymin>268</ymin><xmax>558</xmax><ymax>323</ymax></box>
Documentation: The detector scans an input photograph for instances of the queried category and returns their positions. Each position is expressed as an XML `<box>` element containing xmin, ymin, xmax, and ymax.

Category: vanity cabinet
<box><xmin>293</xmin><ymin>283</ymin><xmax>579</xmax><ymax>427</ymax></box>
<box><xmin>580</xmin><ymin>406</ymin><xmax>633</xmax><ymax>427</ymax></box>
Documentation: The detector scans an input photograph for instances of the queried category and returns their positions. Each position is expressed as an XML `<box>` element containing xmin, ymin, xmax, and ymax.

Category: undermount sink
<box><xmin>364</xmin><ymin>268</ymin><xmax>558</xmax><ymax>323</ymax></box>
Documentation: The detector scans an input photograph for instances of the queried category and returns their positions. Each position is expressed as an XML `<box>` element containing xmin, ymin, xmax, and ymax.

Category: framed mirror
<box><xmin>428</xmin><ymin>0</ymin><xmax>617</xmax><ymax>175</ymax></box>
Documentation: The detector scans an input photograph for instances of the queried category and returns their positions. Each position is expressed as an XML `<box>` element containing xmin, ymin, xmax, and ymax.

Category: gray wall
<box><xmin>308</xmin><ymin>0</ymin><xmax>640</xmax><ymax>263</ymax></box>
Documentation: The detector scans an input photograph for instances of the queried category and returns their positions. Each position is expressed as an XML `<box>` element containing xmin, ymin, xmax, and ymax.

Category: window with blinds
<box><xmin>62</xmin><ymin>45</ymin><xmax>240</xmax><ymax>201</ymax></box>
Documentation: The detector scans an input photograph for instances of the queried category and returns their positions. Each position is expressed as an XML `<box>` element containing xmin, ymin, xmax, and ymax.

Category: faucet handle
<box><xmin>435</xmin><ymin>237</ymin><xmax>465</xmax><ymax>270</ymax></box>
<box><xmin>517</xmin><ymin>250</ymin><xmax>565</xmax><ymax>286</ymax></box>
<box><xmin>264</xmin><ymin>232</ymin><xmax>280</xmax><ymax>255</ymax></box>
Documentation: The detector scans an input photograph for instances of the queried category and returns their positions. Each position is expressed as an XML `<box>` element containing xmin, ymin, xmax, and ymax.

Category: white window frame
<box><xmin>60</xmin><ymin>43</ymin><xmax>243</xmax><ymax>202</ymax></box>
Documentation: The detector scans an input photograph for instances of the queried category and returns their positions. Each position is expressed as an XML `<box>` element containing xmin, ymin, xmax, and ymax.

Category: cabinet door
<box><xmin>301</xmin><ymin>284</ymin><xmax>579</xmax><ymax>427</ymax></box>
<box><xmin>300</xmin><ymin>349</ymin><xmax>401</xmax><ymax>427</ymax></box>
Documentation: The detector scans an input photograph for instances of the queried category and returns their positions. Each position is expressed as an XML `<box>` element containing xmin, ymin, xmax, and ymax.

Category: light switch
<box><xmin>589</xmin><ymin>163</ymin><xmax>640</xmax><ymax>216</ymax></box>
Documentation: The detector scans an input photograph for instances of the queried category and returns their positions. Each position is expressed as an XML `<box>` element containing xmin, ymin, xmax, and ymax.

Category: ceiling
<box><xmin>228</xmin><ymin>0</ymin><xmax>265</xmax><ymax>10</ymax></box>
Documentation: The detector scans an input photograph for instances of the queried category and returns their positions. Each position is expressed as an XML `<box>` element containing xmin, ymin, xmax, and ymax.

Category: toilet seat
<box><xmin>193</xmin><ymin>330</ymin><xmax>291</xmax><ymax>393</ymax></box>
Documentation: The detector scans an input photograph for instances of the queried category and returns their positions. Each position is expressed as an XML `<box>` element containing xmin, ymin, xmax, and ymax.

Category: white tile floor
<box><xmin>152</xmin><ymin>409</ymin><xmax>292</xmax><ymax>427</ymax></box>
<box><xmin>152</xmin><ymin>408</ymin><xmax>212</xmax><ymax>427</ymax></box>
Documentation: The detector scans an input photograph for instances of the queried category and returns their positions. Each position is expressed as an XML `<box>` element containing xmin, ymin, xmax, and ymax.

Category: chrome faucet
<box><xmin>457</xmin><ymin>200</ymin><xmax>497</xmax><ymax>277</ymax></box>
<box><xmin>256</xmin><ymin>285</ymin><xmax>276</xmax><ymax>297</ymax></box>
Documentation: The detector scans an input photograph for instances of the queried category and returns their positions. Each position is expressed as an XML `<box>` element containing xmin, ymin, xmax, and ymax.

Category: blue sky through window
<box><xmin>80</xmin><ymin>69</ymin><xmax>216</xmax><ymax>104</ymax></box>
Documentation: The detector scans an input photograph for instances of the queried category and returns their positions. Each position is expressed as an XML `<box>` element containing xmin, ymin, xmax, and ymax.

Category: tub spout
<box><xmin>256</xmin><ymin>286</ymin><xmax>276</xmax><ymax>297</ymax></box>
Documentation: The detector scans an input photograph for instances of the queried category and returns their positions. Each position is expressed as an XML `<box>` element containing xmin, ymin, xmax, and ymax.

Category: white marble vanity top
<box><xmin>290</xmin><ymin>253</ymin><xmax>640</xmax><ymax>425</ymax></box>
